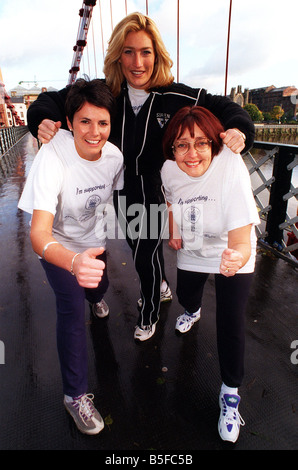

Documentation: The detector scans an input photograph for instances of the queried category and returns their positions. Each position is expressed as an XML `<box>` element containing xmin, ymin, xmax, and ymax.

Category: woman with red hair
<box><xmin>161</xmin><ymin>106</ymin><xmax>260</xmax><ymax>443</ymax></box>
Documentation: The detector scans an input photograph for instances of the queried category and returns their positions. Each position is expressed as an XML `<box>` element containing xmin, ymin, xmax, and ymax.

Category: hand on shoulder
<box><xmin>220</xmin><ymin>128</ymin><xmax>246</xmax><ymax>154</ymax></box>
<box><xmin>38</xmin><ymin>119</ymin><xmax>62</xmax><ymax>144</ymax></box>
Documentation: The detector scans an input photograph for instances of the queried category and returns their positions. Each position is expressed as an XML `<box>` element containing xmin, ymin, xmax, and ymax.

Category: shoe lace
<box><xmin>179</xmin><ymin>313</ymin><xmax>194</xmax><ymax>324</ymax></box>
<box><xmin>221</xmin><ymin>396</ymin><xmax>245</xmax><ymax>427</ymax></box>
<box><xmin>138</xmin><ymin>325</ymin><xmax>152</xmax><ymax>333</ymax></box>
<box><xmin>135</xmin><ymin>325</ymin><xmax>152</xmax><ymax>337</ymax></box>
<box><xmin>73</xmin><ymin>394</ymin><xmax>96</xmax><ymax>424</ymax></box>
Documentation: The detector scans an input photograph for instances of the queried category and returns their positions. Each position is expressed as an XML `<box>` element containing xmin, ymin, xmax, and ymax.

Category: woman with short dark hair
<box><xmin>19</xmin><ymin>79</ymin><xmax>124</xmax><ymax>435</ymax></box>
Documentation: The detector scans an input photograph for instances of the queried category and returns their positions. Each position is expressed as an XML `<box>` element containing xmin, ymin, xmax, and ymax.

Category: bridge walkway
<box><xmin>0</xmin><ymin>134</ymin><xmax>297</xmax><ymax>452</ymax></box>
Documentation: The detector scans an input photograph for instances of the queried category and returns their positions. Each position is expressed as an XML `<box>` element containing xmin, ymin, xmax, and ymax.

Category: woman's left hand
<box><xmin>220</xmin><ymin>128</ymin><xmax>246</xmax><ymax>154</ymax></box>
<box><xmin>220</xmin><ymin>248</ymin><xmax>244</xmax><ymax>277</ymax></box>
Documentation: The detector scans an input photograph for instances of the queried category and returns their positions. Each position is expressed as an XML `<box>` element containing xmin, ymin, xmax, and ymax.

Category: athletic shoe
<box><xmin>137</xmin><ymin>284</ymin><xmax>172</xmax><ymax>309</ymax></box>
<box><xmin>64</xmin><ymin>393</ymin><xmax>104</xmax><ymax>435</ymax></box>
<box><xmin>175</xmin><ymin>309</ymin><xmax>201</xmax><ymax>334</ymax></box>
<box><xmin>160</xmin><ymin>285</ymin><xmax>173</xmax><ymax>303</ymax></box>
<box><xmin>134</xmin><ymin>323</ymin><xmax>156</xmax><ymax>341</ymax></box>
<box><xmin>90</xmin><ymin>299</ymin><xmax>109</xmax><ymax>318</ymax></box>
<box><xmin>218</xmin><ymin>393</ymin><xmax>245</xmax><ymax>443</ymax></box>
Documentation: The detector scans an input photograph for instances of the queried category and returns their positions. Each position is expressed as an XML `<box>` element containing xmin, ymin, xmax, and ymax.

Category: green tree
<box><xmin>244</xmin><ymin>103</ymin><xmax>263</xmax><ymax>122</ymax></box>
<box><xmin>263</xmin><ymin>112</ymin><xmax>272</xmax><ymax>122</ymax></box>
<box><xmin>271</xmin><ymin>106</ymin><xmax>284</xmax><ymax>123</ymax></box>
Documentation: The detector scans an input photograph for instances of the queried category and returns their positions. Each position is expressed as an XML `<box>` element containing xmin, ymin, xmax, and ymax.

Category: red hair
<box><xmin>163</xmin><ymin>106</ymin><xmax>224</xmax><ymax>160</ymax></box>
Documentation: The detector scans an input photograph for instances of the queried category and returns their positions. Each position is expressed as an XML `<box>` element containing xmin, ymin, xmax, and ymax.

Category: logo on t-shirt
<box><xmin>183</xmin><ymin>206</ymin><xmax>201</xmax><ymax>227</ymax></box>
<box><xmin>86</xmin><ymin>194</ymin><xmax>101</xmax><ymax>210</ymax></box>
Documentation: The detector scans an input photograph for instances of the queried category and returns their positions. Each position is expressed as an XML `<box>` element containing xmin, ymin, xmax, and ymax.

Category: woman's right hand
<box><xmin>169</xmin><ymin>236</ymin><xmax>182</xmax><ymax>251</ymax></box>
<box><xmin>38</xmin><ymin>119</ymin><xmax>62</xmax><ymax>144</ymax></box>
<box><xmin>72</xmin><ymin>247</ymin><xmax>106</xmax><ymax>288</ymax></box>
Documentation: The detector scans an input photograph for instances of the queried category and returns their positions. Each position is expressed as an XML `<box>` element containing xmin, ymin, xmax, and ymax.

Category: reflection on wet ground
<box><xmin>0</xmin><ymin>134</ymin><xmax>297</xmax><ymax>451</ymax></box>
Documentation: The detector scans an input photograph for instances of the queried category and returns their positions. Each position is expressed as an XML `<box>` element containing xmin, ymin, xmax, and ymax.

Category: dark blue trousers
<box><xmin>40</xmin><ymin>251</ymin><xmax>108</xmax><ymax>397</ymax></box>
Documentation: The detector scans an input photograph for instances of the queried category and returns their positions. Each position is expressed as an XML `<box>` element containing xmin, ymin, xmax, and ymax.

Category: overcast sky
<box><xmin>0</xmin><ymin>0</ymin><xmax>297</xmax><ymax>96</ymax></box>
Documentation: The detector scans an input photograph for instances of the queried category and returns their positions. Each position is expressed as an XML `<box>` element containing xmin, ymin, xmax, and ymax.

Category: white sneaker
<box><xmin>218</xmin><ymin>393</ymin><xmax>245</xmax><ymax>443</ymax></box>
<box><xmin>160</xmin><ymin>285</ymin><xmax>173</xmax><ymax>303</ymax></box>
<box><xmin>134</xmin><ymin>323</ymin><xmax>156</xmax><ymax>341</ymax></box>
<box><xmin>90</xmin><ymin>299</ymin><xmax>109</xmax><ymax>318</ymax></box>
<box><xmin>175</xmin><ymin>309</ymin><xmax>201</xmax><ymax>334</ymax></box>
<box><xmin>64</xmin><ymin>393</ymin><xmax>104</xmax><ymax>435</ymax></box>
<box><xmin>137</xmin><ymin>283</ymin><xmax>172</xmax><ymax>309</ymax></box>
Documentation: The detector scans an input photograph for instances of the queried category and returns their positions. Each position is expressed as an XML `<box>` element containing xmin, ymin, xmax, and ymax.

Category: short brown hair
<box><xmin>65</xmin><ymin>78</ymin><xmax>115</xmax><ymax>125</ymax></box>
<box><xmin>163</xmin><ymin>106</ymin><xmax>225</xmax><ymax>160</ymax></box>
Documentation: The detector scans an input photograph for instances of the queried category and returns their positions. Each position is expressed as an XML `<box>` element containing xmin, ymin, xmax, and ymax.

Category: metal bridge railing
<box><xmin>245</xmin><ymin>141</ymin><xmax>298</xmax><ymax>266</ymax></box>
<box><xmin>0</xmin><ymin>126</ymin><xmax>29</xmax><ymax>180</ymax></box>
<box><xmin>0</xmin><ymin>126</ymin><xmax>29</xmax><ymax>156</ymax></box>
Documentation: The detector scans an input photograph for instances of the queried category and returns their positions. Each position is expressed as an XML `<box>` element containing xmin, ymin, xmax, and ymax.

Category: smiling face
<box><xmin>173</xmin><ymin>124</ymin><xmax>213</xmax><ymax>177</ymax></box>
<box><xmin>119</xmin><ymin>30</ymin><xmax>155</xmax><ymax>90</ymax></box>
<box><xmin>67</xmin><ymin>102</ymin><xmax>111</xmax><ymax>161</ymax></box>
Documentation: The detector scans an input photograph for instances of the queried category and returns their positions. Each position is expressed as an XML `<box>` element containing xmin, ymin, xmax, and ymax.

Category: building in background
<box><xmin>10</xmin><ymin>84</ymin><xmax>46</xmax><ymax>109</ymax></box>
<box><xmin>6</xmin><ymin>97</ymin><xmax>27</xmax><ymax>126</ymax></box>
<box><xmin>249</xmin><ymin>86</ymin><xmax>298</xmax><ymax>119</ymax></box>
<box><xmin>0</xmin><ymin>69</ymin><xmax>58</xmax><ymax>128</ymax></box>
<box><xmin>229</xmin><ymin>85</ymin><xmax>250</xmax><ymax>107</ymax></box>
<box><xmin>10</xmin><ymin>84</ymin><xmax>57</xmax><ymax>109</ymax></box>
<box><xmin>0</xmin><ymin>69</ymin><xmax>9</xmax><ymax>127</ymax></box>
<box><xmin>229</xmin><ymin>85</ymin><xmax>298</xmax><ymax>120</ymax></box>
<box><xmin>0</xmin><ymin>69</ymin><xmax>27</xmax><ymax>127</ymax></box>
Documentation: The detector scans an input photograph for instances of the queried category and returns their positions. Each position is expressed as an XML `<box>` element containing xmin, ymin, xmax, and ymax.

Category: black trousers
<box><xmin>177</xmin><ymin>268</ymin><xmax>254</xmax><ymax>388</ymax></box>
<box><xmin>113</xmin><ymin>176</ymin><xmax>168</xmax><ymax>328</ymax></box>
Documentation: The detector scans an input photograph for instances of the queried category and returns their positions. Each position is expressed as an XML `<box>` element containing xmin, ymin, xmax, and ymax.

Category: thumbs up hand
<box><xmin>72</xmin><ymin>247</ymin><xmax>106</xmax><ymax>288</ymax></box>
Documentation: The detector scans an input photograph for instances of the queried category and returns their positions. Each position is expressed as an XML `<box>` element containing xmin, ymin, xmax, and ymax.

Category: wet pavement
<box><xmin>0</xmin><ymin>133</ymin><xmax>297</xmax><ymax>452</ymax></box>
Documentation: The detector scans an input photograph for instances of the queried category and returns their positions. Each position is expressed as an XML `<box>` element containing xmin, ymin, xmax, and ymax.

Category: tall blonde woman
<box><xmin>27</xmin><ymin>12</ymin><xmax>255</xmax><ymax>342</ymax></box>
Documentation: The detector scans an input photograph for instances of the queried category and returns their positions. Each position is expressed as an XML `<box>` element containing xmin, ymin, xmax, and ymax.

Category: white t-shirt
<box><xmin>18</xmin><ymin>129</ymin><xmax>124</xmax><ymax>252</ymax></box>
<box><xmin>161</xmin><ymin>145</ymin><xmax>260</xmax><ymax>273</ymax></box>
<box><xmin>127</xmin><ymin>83</ymin><xmax>149</xmax><ymax>115</ymax></box>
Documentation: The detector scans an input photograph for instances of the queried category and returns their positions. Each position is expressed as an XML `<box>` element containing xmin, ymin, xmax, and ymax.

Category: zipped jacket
<box><xmin>110</xmin><ymin>82</ymin><xmax>254</xmax><ymax>181</ymax></box>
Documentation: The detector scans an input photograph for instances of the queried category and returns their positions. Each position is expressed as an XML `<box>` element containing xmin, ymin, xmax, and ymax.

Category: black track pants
<box><xmin>113</xmin><ymin>178</ymin><xmax>168</xmax><ymax>327</ymax></box>
<box><xmin>177</xmin><ymin>269</ymin><xmax>254</xmax><ymax>387</ymax></box>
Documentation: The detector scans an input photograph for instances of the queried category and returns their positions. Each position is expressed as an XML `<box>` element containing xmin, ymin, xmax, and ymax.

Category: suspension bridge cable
<box><xmin>224</xmin><ymin>0</ymin><xmax>232</xmax><ymax>96</ymax></box>
<box><xmin>177</xmin><ymin>0</ymin><xmax>180</xmax><ymax>82</ymax></box>
<box><xmin>91</xmin><ymin>19</ymin><xmax>98</xmax><ymax>77</ymax></box>
<box><xmin>110</xmin><ymin>0</ymin><xmax>113</xmax><ymax>29</ymax></box>
<box><xmin>86</xmin><ymin>39</ymin><xmax>91</xmax><ymax>77</ymax></box>
<box><xmin>98</xmin><ymin>0</ymin><xmax>105</xmax><ymax>62</ymax></box>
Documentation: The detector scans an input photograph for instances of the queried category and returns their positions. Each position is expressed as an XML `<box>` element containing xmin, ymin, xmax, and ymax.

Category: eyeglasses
<box><xmin>172</xmin><ymin>138</ymin><xmax>212</xmax><ymax>156</ymax></box>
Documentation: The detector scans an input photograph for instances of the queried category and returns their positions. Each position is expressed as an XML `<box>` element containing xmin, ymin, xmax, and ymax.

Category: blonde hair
<box><xmin>103</xmin><ymin>12</ymin><xmax>174</xmax><ymax>96</ymax></box>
